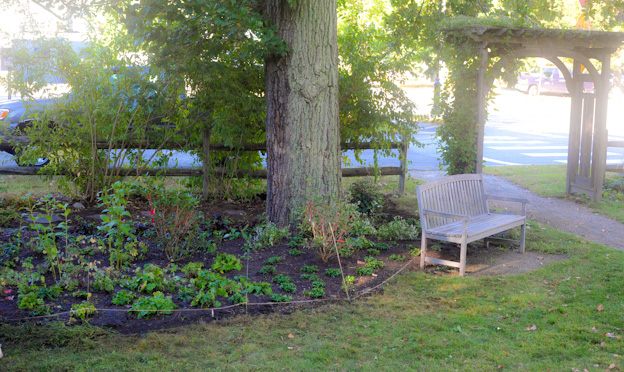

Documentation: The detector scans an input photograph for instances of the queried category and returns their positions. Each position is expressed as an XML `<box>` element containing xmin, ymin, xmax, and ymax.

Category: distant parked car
<box><xmin>515</xmin><ymin>67</ymin><xmax>594</xmax><ymax>96</ymax></box>
<box><xmin>0</xmin><ymin>98</ymin><xmax>55</xmax><ymax>166</ymax></box>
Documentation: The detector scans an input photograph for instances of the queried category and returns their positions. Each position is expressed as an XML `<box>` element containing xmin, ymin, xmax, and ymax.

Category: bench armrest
<box><xmin>422</xmin><ymin>209</ymin><xmax>471</xmax><ymax>221</ymax></box>
<box><xmin>485</xmin><ymin>194</ymin><xmax>528</xmax><ymax>215</ymax></box>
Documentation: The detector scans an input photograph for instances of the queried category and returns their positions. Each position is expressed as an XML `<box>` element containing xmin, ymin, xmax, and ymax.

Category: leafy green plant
<box><xmin>238</xmin><ymin>279</ymin><xmax>272</xmax><ymax>296</ymax></box>
<box><xmin>348</xmin><ymin>179</ymin><xmax>385</xmax><ymax>216</ymax></box>
<box><xmin>341</xmin><ymin>275</ymin><xmax>355</xmax><ymax>291</ymax></box>
<box><xmin>97</xmin><ymin>182</ymin><xmax>138</xmax><ymax>269</ymax></box>
<box><xmin>280</xmin><ymin>282</ymin><xmax>296</xmax><ymax>293</ymax></box>
<box><xmin>260</xmin><ymin>265</ymin><xmax>277</xmax><ymax>275</ymax></box>
<box><xmin>211</xmin><ymin>253</ymin><xmax>242</xmax><ymax>274</ymax></box>
<box><xmin>288</xmin><ymin>249</ymin><xmax>303</xmax><ymax>256</ymax></box>
<box><xmin>191</xmin><ymin>289</ymin><xmax>221</xmax><ymax>308</ymax></box>
<box><xmin>304</xmin><ymin>280</ymin><xmax>326</xmax><ymax>298</ymax></box>
<box><xmin>300</xmin><ymin>265</ymin><xmax>318</xmax><ymax>274</ymax></box>
<box><xmin>132</xmin><ymin>264</ymin><xmax>174</xmax><ymax>294</ymax></box>
<box><xmin>377</xmin><ymin>216</ymin><xmax>419</xmax><ymax>241</ymax></box>
<box><xmin>300</xmin><ymin>273</ymin><xmax>320</xmax><ymax>281</ymax></box>
<box><xmin>181</xmin><ymin>262</ymin><xmax>205</xmax><ymax>278</ymax></box>
<box><xmin>376</xmin><ymin>242</ymin><xmax>391</xmax><ymax>251</ymax></box>
<box><xmin>355</xmin><ymin>267</ymin><xmax>374</xmax><ymax>276</ymax></box>
<box><xmin>325</xmin><ymin>268</ymin><xmax>342</xmax><ymax>278</ymax></box>
<box><xmin>23</xmin><ymin>195</ymin><xmax>69</xmax><ymax>280</ymax></box>
<box><xmin>112</xmin><ymin>290</ymin><xmax>136</xmax><ymax>306</ymax></box>
<box><xmin>366</xmin><ymin>248</ymin><xmax>380</xmax><ymax>256</ymax></box>
<box><xmin>389</xmin><ymin>254</ymin><xmax>406</xmax><ymax>262</ymax></box>
<box><xmin>17</xmin><ymin>291</ymin><xmax>51</xmax><ymax>315</ymax></box>
<box><xmin>71</xmin><ymin>302</ymin><xmax>97</xmax><ymax>322</ymax></box>
<box><xmin>272</xmin><ymin>274</ymin><xmax>292</xmax><ymax>285</ymax></box>
<box><xmin>288</xmin><ymin>235</ymin><xmax>305</xmax><ymax>248</ymax></box>
<box><xmin>264</xmin><ymin>256</ymin><xmax>282</xmax><ymax>265</ymax></box>
<box><xmin>270</xmin><ymin>293</ymin><xmax>292</xmax><ymax>302</ymax></box>
<box><xmin>176</xmin><ymin>286</ymin><xmax>196</xmax><ymax>303</ymax></box>
<box><xmin>132</xmin><ymin>291</ymin><xmax>178</xmax><ymax>319</ymax></box>
<box><xmin>364</xmin><ymin>257</ymin><xmax>384</xmax><ymax>270</ymax></box>
<box><xmin>147</xmin><ymin>184</ymin><xmax>201</xmax><ymax>261</ymax></box>
<box><xmin>244</xmin><ymin>221</ymin><xmax>288</xmax><ymax>251</ymax></box>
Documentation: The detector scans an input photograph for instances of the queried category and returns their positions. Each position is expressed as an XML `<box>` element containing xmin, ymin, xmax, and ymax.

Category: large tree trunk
<box><xmin>265</xmin><ymin>0</ymin><xmax>342</xmax><ymax>228</ymax></box>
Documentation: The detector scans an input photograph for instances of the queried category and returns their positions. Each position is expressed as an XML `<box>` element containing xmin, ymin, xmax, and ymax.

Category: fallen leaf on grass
<box><xmin>597</xmin><ymin>304</ymin><xmax>605</xmax><ymax>312</ymax></box>
<box><xmin>525</xmin><ymin>325</ymin><xmax>537</xmax><ymax>331</ymax></box>
<box><xmin>609</xmin><ymin>363</ymin><xmax>616</xmax><ymax>369</ymax></box>
<box><xmin>592</xmin><ymin>326</ymin><xmax>598</xmax><ymax>333</ymax></box>
<box><xmin>288</xmin><ymin>333</ymin><xmax>295</xmax><ymax>339</ymax></box>
<box><xmin>606</xmin><ymin>333</ymin><xmax>621</xmax><ymax>338</ymax></box>
<box><xmin>601</xmin><ymin>342</ymin><xmax>606</xmax><ymax>347</ymax></box>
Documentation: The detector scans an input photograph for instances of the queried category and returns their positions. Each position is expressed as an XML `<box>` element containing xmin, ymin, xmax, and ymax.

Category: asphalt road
<box><xmin>2</xmin><ymin>88</ymin><xmax>624</xmax><ymax>171</ymax></box>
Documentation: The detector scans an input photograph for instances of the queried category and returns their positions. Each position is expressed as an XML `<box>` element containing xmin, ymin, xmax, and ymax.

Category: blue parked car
<box><xmin>515</xmin><ymin>67</ymin><xmax>595</xmax><ymax>96</ymax></box>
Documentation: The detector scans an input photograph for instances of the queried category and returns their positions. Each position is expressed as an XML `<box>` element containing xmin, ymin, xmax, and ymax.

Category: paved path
<box><xmin>410</xmin><ymin>170</ymin><xmax>624</xmax><ymax>251</ymax></box>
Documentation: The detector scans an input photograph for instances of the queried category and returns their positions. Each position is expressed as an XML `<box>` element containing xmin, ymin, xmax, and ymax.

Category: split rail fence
<box><xmin>0</xmin><ymin>131</ymin><xmax>409</xmax><ymax>196</ymax></box>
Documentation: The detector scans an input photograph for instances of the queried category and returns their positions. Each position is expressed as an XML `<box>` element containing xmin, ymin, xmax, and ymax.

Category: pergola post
<box><xmin>475</xmin><ymin>43</ymin><xmax>489</xmax><ymax>174</ymax></box>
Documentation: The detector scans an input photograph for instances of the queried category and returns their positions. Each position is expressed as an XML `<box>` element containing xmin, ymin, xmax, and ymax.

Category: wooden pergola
<box><xmin>444</xmin><ymin>26</ymin><xmax>624</xmax><ymax>201</ymax></box>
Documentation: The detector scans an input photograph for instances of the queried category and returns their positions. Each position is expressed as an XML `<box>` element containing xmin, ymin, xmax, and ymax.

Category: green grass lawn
<box><xmin>485</xmin><ymin>165</ymin><xmax>624</xmax><ymax>224</ymax></box>
<box><xmin>2</xmin><ymin>224</ymin><xmax>623</xmax><ymax>370</ymax></box>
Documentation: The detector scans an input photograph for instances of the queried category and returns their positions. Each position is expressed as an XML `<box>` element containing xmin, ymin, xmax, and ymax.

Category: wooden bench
<box><xmin>416</xmin><ymin>173</ymin><xmax>528</xmax><ymax>276</ymax></box>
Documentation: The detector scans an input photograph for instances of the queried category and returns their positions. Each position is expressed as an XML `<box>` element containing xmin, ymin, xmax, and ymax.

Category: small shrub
<box><xmin>376</xmin><ymin>242</ymin><xmax>391</xmax><ymax>251</ymax></box>
<box><xmin>325</xmin><ymin>268</ymin><xmax>341</xmax><ymax>277</ymax></box>
<box><xmin>377</xmin><ymin>216</ymin><xmax>420</xmax><ymax>241</ymax></box>
<box><xmin>349</xmin><ymin>215</ymin><xmax>377</xmax><ymax>237</ymax></box>
<box><xmin>132</xmin><ymin>291</ymin><xmax>177</xmax><ymax>318</ymax></box>
<box><xmin>147</xmin><ymin>185</ymin><xmax>200</xmax><ymax>261</ymax></box>
<box><xmin>211</xmin><ymin>253</ymin><xmax>242</xmax><ymax>274</ymax></box>
<box><xmin>302</xmin><ymin>200</ymin><xmax>357</xmax><ymax>262</ymax></box>
<box><xmin>348</xmin><ymin>179</ymin><xmax>385</xmax><ymax>216</ymax></box>
<box><xmin>260</xmin><ymin>265</ymin><xmax>277</xmax><ymax>275</ymax></box>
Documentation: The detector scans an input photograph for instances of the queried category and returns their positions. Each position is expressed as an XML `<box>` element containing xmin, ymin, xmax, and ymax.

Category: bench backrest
<box><xmin>416</xmin><ymin>173</ymin><xmax>488</xmax><ymax>229</ymax></box>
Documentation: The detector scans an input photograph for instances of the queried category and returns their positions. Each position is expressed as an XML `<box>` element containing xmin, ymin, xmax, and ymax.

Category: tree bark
<box><xmin>265</xmin><ymin>0</ymin><xmax>342</xmax><ymax>228</ymax></box>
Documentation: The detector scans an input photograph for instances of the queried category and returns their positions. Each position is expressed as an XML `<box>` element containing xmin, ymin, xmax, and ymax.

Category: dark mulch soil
<box><xmin>0</xmin><ymin>194</ymin><xmax>422</xmax><ymax>335</ymax></box>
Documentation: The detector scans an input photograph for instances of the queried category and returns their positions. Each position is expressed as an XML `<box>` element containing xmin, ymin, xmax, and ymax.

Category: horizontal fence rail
<box><xmin>0</xmin><ymin>133</ymin><xmax>409</xmax><ymax>195</ymax></box>
<box><xmin>607</xmin><ymin>140</ymin><xmax>624</xmax><ymax>173</ymax></box>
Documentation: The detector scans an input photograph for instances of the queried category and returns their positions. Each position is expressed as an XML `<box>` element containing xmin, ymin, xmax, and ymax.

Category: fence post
<box><xmin>202</xmin><ymin>127</ymin><xmax>211</xmax><ymax>199</ymax></box>
<box><xmin>398</xmin><ymin>135</ymin><xmax>407</xmax><ymax>195</ymax></box>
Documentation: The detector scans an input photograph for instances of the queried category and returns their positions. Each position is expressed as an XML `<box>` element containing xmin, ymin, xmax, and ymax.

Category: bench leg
<box><xmin>420</xmin><ymin>234</ymin><xmax>427</xmax><ymax>270</ymax></box>
<box><xmin>459</xmin><ymin>239</ymin><xmax>467</xmax><ymax>277</ymax></box>
<box><xmin>519</xmin><ymin>223</ymin><xmax>526</xmax><ymax>254</ymax></box>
